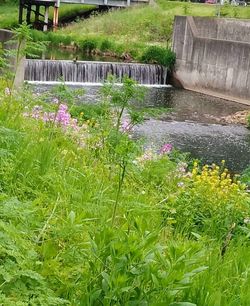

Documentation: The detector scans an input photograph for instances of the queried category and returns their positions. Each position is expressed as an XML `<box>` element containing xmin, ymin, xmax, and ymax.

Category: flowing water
<box><xmin>25</xmin><ymin>59</ymin><xmax>168</xmax><ymax>85</ymax></box>
<box><xmin>24</xmin><ymin>59</ymin><xmax>250</xmax><ymax>173</ymax></box>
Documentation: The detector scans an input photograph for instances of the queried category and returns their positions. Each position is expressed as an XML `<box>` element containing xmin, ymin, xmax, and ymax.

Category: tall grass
<box><xmin>0</xmin><ymin>3</ymin><xmax>95</xmax><ymax>29</ymax></box>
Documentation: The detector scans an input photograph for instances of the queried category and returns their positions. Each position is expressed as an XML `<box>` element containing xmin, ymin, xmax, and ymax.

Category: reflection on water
<box><xmin>27</xmin><ymin>48</ymin><xmax>123</xmax><ymax>63</ymax></box>
<box><xmin>29</xmin><ymin>83</ymin><xmax>250</xmax><ymax>172</ymax></box>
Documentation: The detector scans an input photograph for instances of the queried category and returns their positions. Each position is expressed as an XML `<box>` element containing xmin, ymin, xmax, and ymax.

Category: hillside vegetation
<box><xmin>0</xmin><ymin>2</ymin><xmax>95</xmax><ymax>29</ymax></box>
<box><xmin>2</xmin><ymin>1</ymin><xmax>250</xmax><ymax>64</ymax></box>
<box><xmin>32</xmin><ymin>1</ymin><xmax>250</xmax><ymax>63</ymax></box>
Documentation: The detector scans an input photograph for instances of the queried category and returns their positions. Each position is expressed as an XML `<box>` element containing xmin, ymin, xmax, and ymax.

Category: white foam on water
<box><xmin>26</xmin><ymin>80</ymin><xmax>172</xmax><ymax>88</ymax></box>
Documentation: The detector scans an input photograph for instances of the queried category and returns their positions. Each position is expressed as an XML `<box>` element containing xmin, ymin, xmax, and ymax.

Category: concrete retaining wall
<box><xmin>172</xmin><ymin>16</ymin><xmax>250</xmax><ymax>105</ymax></box>
<box><xmin>0</xmin><ymin>29</ymin><xmax>24</xmax><ymax>87</ymax></box>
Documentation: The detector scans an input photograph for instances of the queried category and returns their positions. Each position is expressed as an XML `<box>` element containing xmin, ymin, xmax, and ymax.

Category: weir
<box><xmin>24</xmin><ymin>59</ymin><xmax>168</xmax><ymax>85</ymax></box>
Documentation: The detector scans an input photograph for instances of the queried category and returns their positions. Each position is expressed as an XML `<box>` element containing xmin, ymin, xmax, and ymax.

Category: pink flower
<box><xmin>121</xmin><ymin>119</ymin><xmax>133</xmax><ymax>133</ymax></box>
<box><xmin>159</xmin><ymin>143</ymin><xmax>173</xmax><ymax>154</ymax></box>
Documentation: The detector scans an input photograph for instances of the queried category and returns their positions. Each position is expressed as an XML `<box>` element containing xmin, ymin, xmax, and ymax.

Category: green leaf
<box><xmin>68</xmin><ymin>210</ymin><xmax>76</xmax><ymax>224</ymax></box>
<box><xmin>169</xmin><ymin>303</ymin><xmax>197</xmax><ymax>306</ymax></box>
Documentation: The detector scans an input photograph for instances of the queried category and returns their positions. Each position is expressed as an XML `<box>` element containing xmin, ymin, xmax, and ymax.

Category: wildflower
<box><xmin>159</xmin><ymin>143</ymin><xmax>173</xmax><ymax>155</ymax></box>
<box><xmin>135</xmin><ymin>147</ymin><xmax>158</xmax><ymax>165</ymax></box>
<box><xmin>177</xmin><ymin>182</ymin><xmax>185</xmax><ymax>188</ymax></box>
<box><xmin>121</xmin><ymin>119</ymin><xmax>133</xmax><ymax>133</ymax></box>
<box><xmin>56</xmin><ymin>104</ymin><xmax>71</xmax><ymax>127</ymax></box>
<box><xmin>4</xmin><ymin>87</ymin><xmax>11</xmax><ymax>96</ymax></box>
<box><xmin>177</xmin><ymin>162</ymin><xmax>187</xmax><ymax>173</ymax></box>
<box><xmin>52</xmin><ymin>98</ymin><xmax>59</xmax><ymax>104</ymax></box>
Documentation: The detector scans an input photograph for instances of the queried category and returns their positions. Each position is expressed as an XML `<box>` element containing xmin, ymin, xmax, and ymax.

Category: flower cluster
<box><xmin>134</xmin><ymin>147</ymin><xmax>158</xmax><ymax>165</ymax></box>
<box><xmin>134</xmin><ymin>143</ymin><xmax>174</xmax><ymax>166</ymax></box>
<box><xmin>4</xmin><ymin>87</ymin><xmax>11</xmax><ymax>96</ymax></box>
<box><xmin>24</xmin><ymin>103</ymin><xmax>90</xmax><ymax>148</ymax></box>
<box><xmin>121</xmin><ymin>119</ymin><xmax>133</xmax><ymax>133</ymax></box>
<box><xmin>24</xmin><ymin>104</ymin><xmax>78</xmax><ymax>131</ymax></box>
<box><xmin>191</xmin><ymin>161</ymin><xmax>246</xmax><ymax>194</ymax></box>
<box><xmin>159</xmin><ymin>143</ymin><xmax>173</xmax><ymax>154</ymax></box>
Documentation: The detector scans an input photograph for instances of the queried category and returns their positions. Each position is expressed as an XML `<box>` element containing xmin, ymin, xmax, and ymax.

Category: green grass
<box><xmin>59</xmin><ymin>1</ymin><xmax>250</xmax><ymax>45</ymax></box>
<box><xmin>0</xmin><ymin>3</ymin><xmax>95</xmax><ymax>29</ymax></box>
<box><xmin>0</xmin><ymin>3</ymin><xmax>19</xmax><ymax>29</ymax></box>
<box><xmin>49</xmin><ymin>1</ymin><xmax>250</xmax><ymax>62</ymax></box>
<box><xmin>0</xmin><ymin>77</ymin><xmax>249</xmax><ymax>304</ymax></box>
<box><xmin>3</xmin><ymin>1</ymin><xmax>250</xmax><ymax>65</ymax></box>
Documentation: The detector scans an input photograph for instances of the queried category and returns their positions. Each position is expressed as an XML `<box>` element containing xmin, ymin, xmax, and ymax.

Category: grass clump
<box><xmin>141</xmin><ymin>46</ymin><xmax>176</xmax><ymax>67</ymax></box>
<box><xmin>79</xmin><ymin>38</ymin><xmax>98</xmax><ymax>53</ymax></box>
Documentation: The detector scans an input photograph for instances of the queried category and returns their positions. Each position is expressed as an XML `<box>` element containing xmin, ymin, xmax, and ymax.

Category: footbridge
<box><xmin>19</xmin><ymin>0</ymin><xmax>149</xmax><ymax>31</ymax></box>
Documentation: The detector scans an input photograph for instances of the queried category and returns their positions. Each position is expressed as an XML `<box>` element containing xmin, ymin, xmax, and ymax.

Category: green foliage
<box><xmin>79</xmin><ymin>38</ymin><xmax>98</xmax><ymax>53</ymax></box>
<box><xmin>141</xmin><ymin>46</ymin><xmax>176</xmax><ymax>68</ymax></box>
<box><xmin>46</xmin><ymin>33</ymin><xmax>72</xmax><ymax>46</ymax></box>
<box><xmin>241</xmin><ymin>166</ymin><xmax>250</xmax><ymax>187</ymax></box>
<box><xmin>0</xmin><ymin>77</ymin><xmax>249</xmax><ymax>304</ymax></box>
<box><xmin>100</xmin><ymin>39</ymin><xmax>113</xmax><ymax>52</ymax></box>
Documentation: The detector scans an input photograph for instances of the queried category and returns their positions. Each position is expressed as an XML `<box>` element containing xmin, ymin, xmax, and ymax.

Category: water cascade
<box><xmin>24</xmin><ymin>59</ymin><xmax>168</xmax><ymax>85</ymax></box>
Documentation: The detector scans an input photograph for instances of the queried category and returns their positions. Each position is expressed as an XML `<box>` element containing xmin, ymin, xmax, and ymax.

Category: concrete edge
<box><xmin>184</xmin><ymin>86</ymin><xmax>250</xmax><ymax>107</ymax></box>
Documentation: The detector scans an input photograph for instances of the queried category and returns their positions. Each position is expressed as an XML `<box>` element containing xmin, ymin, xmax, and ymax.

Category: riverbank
<box><xmin>30</xmin><ymin>1</ymin><xmax>250</xmax><ymax>65</ymax></box>
<box><xmin>0</xmin><ymin>78</ymin><xmax>250</xmax><ymax>304</ymax></box>
<box><xmin>0</xmin><ymin>2</ymin><xmax>96</xmax><ymax>29</ymax></box>
<box><xmin>3</xmin><ymin>1</ymin><xmax>250</xmax><ymax>66</ymax></box>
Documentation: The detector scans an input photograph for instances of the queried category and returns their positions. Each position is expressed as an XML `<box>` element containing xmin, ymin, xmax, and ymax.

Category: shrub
<box><xmin>79</xmin><ymin>38</ymin><xmax>98</xmax><ymax>53</ymax></box>
<box><xmin>141</xmin><ymin>46</ymin><xmax>176</xmax><ymax>68</ymax></box>
<box><xmin>170</xmin><ymin>161</ymin><xmax>249</xmax><ymax>239</ymax></box>
<box><xmin>100</xmin><ymin>39</ymin><xmax>113</xmax><ymax>51</ymax></box>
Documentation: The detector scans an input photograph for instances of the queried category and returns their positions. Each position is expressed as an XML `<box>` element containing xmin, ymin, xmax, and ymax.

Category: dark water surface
<box><xmin>27</xmin><ymin>48</ymin><xmax>122</xmax><ymax>63</ymax></box>
<box><xmin>30</xmin><ymin>83</ymin><xmax>250</xmax><ymax>172</ymax></box>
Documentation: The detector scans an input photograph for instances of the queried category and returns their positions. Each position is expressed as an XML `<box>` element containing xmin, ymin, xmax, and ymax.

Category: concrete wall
<box><xmin>172</xmin><ymin>16</ymin><xmax>250</xmax><ymax>105</ymax></box>
<box><xmin>0</xmin><ymin>29</ymin><xmax>25</xmax><ymax>87</ymax></box>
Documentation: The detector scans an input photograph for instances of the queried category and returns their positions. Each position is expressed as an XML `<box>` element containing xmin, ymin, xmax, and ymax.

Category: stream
<box><xmin>30</xmin><ymin>82</ymin><xmax>250</xmax><ymax>173</ymax></box>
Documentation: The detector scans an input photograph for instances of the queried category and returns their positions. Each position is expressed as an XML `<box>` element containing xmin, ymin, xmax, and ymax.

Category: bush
<box><xmin>79</xmin><ymin>38</ymin><xmax>98</xmax><ymax>53</ymax></box>
<box><xmin>100</xmin><ymin>39</ymin><xmax>113</xmax><ymax>52</ymax></box>
<box><xmin>141</xmin><ymin>46</ymin><xmax>176</xmax><ymax>68</ymax></box>
<box><xmin>170</xmin><ymin>162</ymin><xmax>249</xmax><ymax>239</ymax></box>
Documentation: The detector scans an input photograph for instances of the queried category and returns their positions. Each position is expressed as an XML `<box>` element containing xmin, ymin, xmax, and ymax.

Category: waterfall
<box><xmin>24</xmin><ymin>59</ymin><xmax>168</xmax><ymax>85</ymax></box>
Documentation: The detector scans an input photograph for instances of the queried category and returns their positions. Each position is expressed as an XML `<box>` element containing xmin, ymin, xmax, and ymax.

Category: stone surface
<box><xmin>0</xmin><ymin>29</ymin><xmax>25</xmax><ymax>88</ymax></box>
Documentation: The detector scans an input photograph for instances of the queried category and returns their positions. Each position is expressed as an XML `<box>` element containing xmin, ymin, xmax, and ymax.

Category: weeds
<box><xmin>141</xmin><ymin>46</ymin><xmax>176</xmax><ymax>67</ymax></box>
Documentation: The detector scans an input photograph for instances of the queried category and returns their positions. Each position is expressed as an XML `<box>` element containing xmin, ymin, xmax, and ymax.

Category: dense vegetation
<box><xmin>0</xmin><ymin>31</ymin><xmax>250</xmax><ymax>301</ymax></box>
<box><xmin>0</xmin><ymin>2</ymin><xmax>95</xmax><ymax>29</ymax></box>
<box><xmin>3</xmin><ymin>1</ymin><xmax>250</xmax><ymax>65</ymax></box>
<box><xmin>0</xmin><ymin>6</ymin><xmax>250</xmax><ymax>305</ymax></box>
<box><xmin>43</xmin><ymin>1</ymin><xmax>250</xmax><ymax>61</ymax></box>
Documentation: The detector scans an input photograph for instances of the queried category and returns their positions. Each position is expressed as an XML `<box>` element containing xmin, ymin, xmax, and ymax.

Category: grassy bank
<box><xmin>0</xmin><ymin>76</ymin><xmax>249</xmax><ymax>304</ymax></box>
<box><xmin>3</xmin><ymin>1</ymin><xmax>250</xmax><ymax>65</ymax></box>
<box><xmin>0</xmin><ymin>3</ymin><xmax>95</xmax><ymax>29</ymax></box>
<box><xmin>28</xmin><ymin>1</ymin><xmax>250</xmax><ymax>65</ymax></box>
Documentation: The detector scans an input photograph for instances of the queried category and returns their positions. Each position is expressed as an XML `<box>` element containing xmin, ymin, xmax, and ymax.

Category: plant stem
<box><xmin>112</xmin><ymin>161</ymin><xmax>126</xmax><ymax>226</ymax></box>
